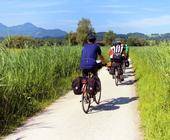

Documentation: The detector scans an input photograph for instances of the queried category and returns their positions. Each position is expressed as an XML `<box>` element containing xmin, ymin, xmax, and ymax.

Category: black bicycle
<box><xmin>111</xmin><ymin>62</ymin><xmax>123</xmax><ymax>86</ymax></box>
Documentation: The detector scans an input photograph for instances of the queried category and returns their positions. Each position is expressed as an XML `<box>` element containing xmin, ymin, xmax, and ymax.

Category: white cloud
<box><xmin>142</xmin><ymin>8</ymin><xmax>160</xmax><ymax>12</ymax></box>
<box><xmin>95</xmin><ymin>10</ymin><xmax>133</xmax><ymax>14</ymax></box>
<box><xmin>93</xmin><ymin>3</ymin><xmax>134</xmax><ymax>15</ymax></box>
<box><xmin>55</xmin><ymin>19</ymin><xmax>77</xmax><ymax>25</ymax></box>
<box><xmin>16</xmin><ymin>1</ymin><xmax>65</xmax><ymax>9</ymax></box>
<box><xmin>3</xmin><ymin>10</ymin><xmax>74</xmax><ymax>16</ymax></box>
<box><xmin>99</xmin><ymin>4</ymin><xmax>134</xmax><ymax>9</ymax></box>
<box><xmin>124</xmin><ymin>15</ymin><xmax>170</xmax><ymax>27</ymax></box>
<box><xmin>95</xmin><ymin>15</ymin><xmax>170</xmax><ymax>33</ymax></box>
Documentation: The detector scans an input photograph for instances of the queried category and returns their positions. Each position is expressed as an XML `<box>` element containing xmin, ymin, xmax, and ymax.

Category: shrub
<box><xmin>1</xmin><ymin>36</ymin><xmax>37</xmax><ymax>48</ymax></box>
<box><xmin>127</xmin><ymin>37</ymin><xmax>148</xmax><ymax>46</ymax></box>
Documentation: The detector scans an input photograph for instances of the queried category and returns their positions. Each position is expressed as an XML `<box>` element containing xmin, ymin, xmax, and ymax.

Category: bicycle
<box><xmin>81</xmin><ymin>71</ymin><xmax>102</xmax><ymax>114</ymax></box>
<box><xmin>111</xmin><ymin>62</ymin><xmax>123</xmax><ymax>86</ymax></box>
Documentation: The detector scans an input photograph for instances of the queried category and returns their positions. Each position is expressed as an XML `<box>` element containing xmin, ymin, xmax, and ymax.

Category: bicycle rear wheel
<box><xmin>82</xmin><ymin>87</ymin><xmax>91</xmax><ymax>113</ymax></box>
<box><xmin>122</xmin><ymin>61</ymin><xmax>126</xmax><ymax>73</ymax></box>
<box><xmin>94</xmin><ymin>79</ymin><xmax>101</xmax><ymax>104</ymax></box>
<box><xmin>114</xmin><ymin>68</ymin><xmax>119</xmax><ymax>86</ymax></box>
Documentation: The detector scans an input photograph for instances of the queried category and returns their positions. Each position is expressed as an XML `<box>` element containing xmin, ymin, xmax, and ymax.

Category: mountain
<box><xmin>0</xmin><ymin>23</ymin><xmax>67</xmax><ymax>38</ymax></box>
<box><xmin>116</xmin><ymin>34</ymin><xmax>128</xmax><ymax>39</ymax></box>
<box><xmin>0</xmin><ymin>23</ymin><xmax>7</xmax><ymax>29</ymax></box>
<box><xmin>96</xmin><ymin>32</ymin><xmax>106</xmax><ymax>41</ymax></box>
<box><xmin>127</xmin><ymin>32</ymin><xmax>148</xmax><ymax>39</ymax></box>
<box><xmin>96</xmin><ymin>32</ymin><xmax>128</xmax><ymax>41</ymax></box>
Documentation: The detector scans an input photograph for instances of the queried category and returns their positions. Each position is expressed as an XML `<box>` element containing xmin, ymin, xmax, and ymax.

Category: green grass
<box><xmin>130</xmin><ymin>46</ymin><xmax>170</xmax><ymax>140</ymax></box>
<box><xmin>0</xmin><ymin>46</ymin><xmax>81</xmax><ymax>136</ymax></box>
<box><xmin>0</xmin><ymin>45</ymin><xmax>109</xmax><ymax>136</ymax></box>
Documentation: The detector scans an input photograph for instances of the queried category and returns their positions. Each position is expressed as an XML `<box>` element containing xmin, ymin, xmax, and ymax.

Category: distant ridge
<box><xmin>0</xmin><ymin>23</ymin><xmax>67</xmax><ymax>38</ymax></box>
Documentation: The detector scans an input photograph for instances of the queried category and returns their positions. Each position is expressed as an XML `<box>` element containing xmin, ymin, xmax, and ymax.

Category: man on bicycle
<box><xmin>80</xmin><ymin>33</ymin><xmax>106</xmax><ymax>77</ymax></box>
<box><xmin>108</xmin><ymin>40</ymin><xmax>126</xmax><ymax>81</ymax></box>
<box><xmin>124</xmin><ymin>44</ymin><xmax>130</xmax><ymax>67</ymax></box>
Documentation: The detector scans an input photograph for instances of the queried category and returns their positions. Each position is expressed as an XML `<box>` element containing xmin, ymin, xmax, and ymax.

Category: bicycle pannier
<box><xmin>125</xmin><ymin>60</ymin><xmax>129</xmax><ymax>67</ymax></box>
<box><xmin>72</xmin><ymin>77</ymin><xmax>82</xmax><ymax>95</ymax></box>
<box><xmin>87</xmin><ymin>76</ymin><xmax>101</xmax><ymax>95</ymax></box>
<box><xmin>87</xmin><ymin>77</ymin><xmax>96</xmax><ymax>95</ymax></box>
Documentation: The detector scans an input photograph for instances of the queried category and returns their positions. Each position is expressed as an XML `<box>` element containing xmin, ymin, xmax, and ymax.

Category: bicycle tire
<box><xmin>82</xmin><ymin>85</ymin><xmax>91</xmax><ymax>113</ymax></box>
<box><xmin>122</xmin><ymin>61</ymin><xmax>126</xmax><ymax>73</ymax></box>
<box><xmin>94</xmin><ymin>90</ymin><xmax>101</xmax><ymax>104</ymax></box>
<box><xmin>115</xmin><ymin>68</ymin><xmax>119</xmax><ymax>86</ymax></box>
<box><xmin>94</xmin><ymin>79</ymin><xmax>101</xmax><ymax>104</ymax></box>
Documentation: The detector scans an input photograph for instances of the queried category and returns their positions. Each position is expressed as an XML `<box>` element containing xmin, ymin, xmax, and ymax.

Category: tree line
<box><xmin>0</xmin><ymin>18</ymin><xmax>168</xmax><ymax>48</ymax></box>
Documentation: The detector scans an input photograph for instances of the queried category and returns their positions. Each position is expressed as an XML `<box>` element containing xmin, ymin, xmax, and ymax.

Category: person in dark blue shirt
<box><xmin>80</xmin><ymin>33</ymin><xmax>105</xmax><ymax>76</ymax></box>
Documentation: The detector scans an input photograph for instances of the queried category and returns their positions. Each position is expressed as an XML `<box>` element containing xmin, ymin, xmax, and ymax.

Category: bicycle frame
<box><xmin>81</xmin><ymin>78</ymin><xmax>87</xmax><ymax>95</ymax></box>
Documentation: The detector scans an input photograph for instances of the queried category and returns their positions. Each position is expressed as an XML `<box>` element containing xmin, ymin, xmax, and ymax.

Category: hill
<box><xmin>0</xmin><ymin>23</ymin><xmax>67</xmax><ymax>38</ymax></box>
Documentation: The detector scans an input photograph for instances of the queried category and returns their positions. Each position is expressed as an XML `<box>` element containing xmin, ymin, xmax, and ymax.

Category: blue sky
<box><xmin>1</xmin><ymin>0</ymin><xmax>170</xmax><ymax>33</ymax></box>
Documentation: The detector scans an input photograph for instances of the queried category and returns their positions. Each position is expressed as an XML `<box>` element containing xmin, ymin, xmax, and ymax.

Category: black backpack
<box><xmin>113</xmin><ymin>54</ymin><xmax>122</xmax><ymax>63</ymax></box>
<box><xmin>72</xmin><ymin>77</ymin><xmax>82</xmax><ymax>95</ymax></box>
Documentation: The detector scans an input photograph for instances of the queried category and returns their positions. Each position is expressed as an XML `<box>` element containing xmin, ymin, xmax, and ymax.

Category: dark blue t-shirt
<box><xmin>80</xmin><ymin>43</ymin><xmax>101</xmax><ymax>69</ymax></box>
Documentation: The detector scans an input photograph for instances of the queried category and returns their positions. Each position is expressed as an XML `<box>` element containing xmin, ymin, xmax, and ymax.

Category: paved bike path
<box><xmin>4</xmin><ymin>62</ymin><xmax>143</xmax><ymax>140</ymax></box>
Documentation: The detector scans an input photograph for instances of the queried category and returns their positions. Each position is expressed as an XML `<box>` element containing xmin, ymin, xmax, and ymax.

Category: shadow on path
<box><xmin>90</xmin><ymin>97</ymin><xmax>138</xmax><ymax>113</ymax></box>
<box><xmin>120</xmin><ymin>79</ymin><xmax>139</xmax><ymax>86</ymax></box>
<box><xmin>124</xmin><ymin>73</ymin><xmax>136</xmax><ymax>78</ymax></box>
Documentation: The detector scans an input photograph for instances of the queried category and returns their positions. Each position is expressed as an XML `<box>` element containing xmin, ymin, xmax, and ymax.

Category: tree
<box><xmin>103</xmin><ymin>30</ymin><xmax>116</xmax><ymax>46</ymax></box>
<box><xmin>67</xmin><ymin>32</ymin><xmax>78</xmax><ymax>46</ymax></box>
<box><xmin>76</xmin><ymin>18</ymin><xmax>94</xmax><ymax>44</ymax></box>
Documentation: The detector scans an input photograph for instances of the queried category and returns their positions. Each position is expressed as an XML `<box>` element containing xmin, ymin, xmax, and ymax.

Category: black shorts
<box><xmin>82</xmin><ymin>63</ymin><xmax>102</xmax><ymax>77</ymax></box>
<box><xmin>112</xmin><ymin>55</ymin><xmax>123</xmax><ymax>63</ymax></box>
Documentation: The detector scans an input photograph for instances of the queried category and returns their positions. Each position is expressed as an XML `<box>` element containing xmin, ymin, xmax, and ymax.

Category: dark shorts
<box><xmin>111</xmin><ymin>55</ymin><xmax>123</xmax><ymax>64</ymax></box>
<box><xmin>82</xmin><ymin>63</ymin><xmax>102</xmax><ymax>77</ymax></box>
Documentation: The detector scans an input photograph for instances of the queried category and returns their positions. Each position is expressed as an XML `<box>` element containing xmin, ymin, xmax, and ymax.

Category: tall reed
<box><xmin>0</xmin><ymin>46</ymin><xmax>81</xmax><ymax>135</ymax></box>
<box><xmin>130</xmin><ymin>45</ymin><xmax>170</xmax><ymax>140</ymax></box>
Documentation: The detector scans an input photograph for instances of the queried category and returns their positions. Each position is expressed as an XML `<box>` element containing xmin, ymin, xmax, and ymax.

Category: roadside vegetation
<box><xmin>0</xmin><ymin>45</ymin><xmax>81</xmax><ymax>135</ymax></box>
<box><xmin>130</xmin><ymin>45</ymin><xmax>170</xmax><ymax>140</ymax></box>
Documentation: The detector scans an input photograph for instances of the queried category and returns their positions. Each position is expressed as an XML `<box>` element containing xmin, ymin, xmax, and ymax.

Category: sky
<box><xmin>1</xmin><ymin>0</ymin><xmax>170</xmax><ymax>34</ymax></box>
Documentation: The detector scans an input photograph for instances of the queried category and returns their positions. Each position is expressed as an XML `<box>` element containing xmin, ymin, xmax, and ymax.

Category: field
<box><xmin>0</xmin><ymin>46</ymin><xmax>82</xmax><ymax>135</ymax></box>
<box><xmin>130</xmin><ymin>46</ymin><xmax>170</xmax><ymax>140</ymax></box>
<box><xmin>0</xmin><ymin>44</ymin><xmax>169</xmax><ymax>140</ymax></box>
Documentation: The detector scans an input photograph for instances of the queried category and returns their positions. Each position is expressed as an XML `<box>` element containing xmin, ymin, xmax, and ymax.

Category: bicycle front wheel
<box><xmin>94</xmin><ymin>79</ymin><xmax>101</xmax><ymax>104</ymax></box>
<box><xmin>122</xmin><ymin>62</ymin><xmax>126</xmax><ymax>73</ymax></box>
<box><xmin>94</xmin><ymin>90</ymin><xmax>101</xmax><ymax>104</ymax></box>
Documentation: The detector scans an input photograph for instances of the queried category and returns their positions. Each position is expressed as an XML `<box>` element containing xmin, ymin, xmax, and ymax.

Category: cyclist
<box><xmin>108</xmin><ymin>40</ymin><xmax>126</xmax><ymax>81</ymax></box>
<box><xmin>124</xmin><ymin>44</ymin><xmax>130</xmax><ymax>67</ymax></box>
<box><xmin>80</xmin><ymin>33</ymin><xmax>106</xmax><ymax>77</ymax></box>
<box><xmin>80</xmin><ymin>33</ymin><xmax>106</xmax><ymax>93</ymax></box>
<box><xmin>125</xmin><ymin>44</ymin><xmax>129</xmax><ymax>58</ymax></box>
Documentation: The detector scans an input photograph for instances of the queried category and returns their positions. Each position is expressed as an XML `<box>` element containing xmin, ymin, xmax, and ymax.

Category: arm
<box><xmin>97</xmin><ymin>46</ymin><xmax>106</xmax><ymax>65</ymax></box>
